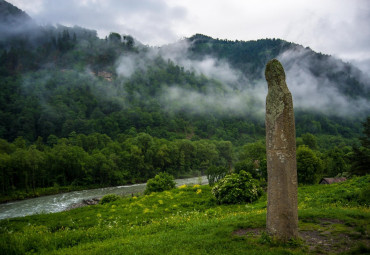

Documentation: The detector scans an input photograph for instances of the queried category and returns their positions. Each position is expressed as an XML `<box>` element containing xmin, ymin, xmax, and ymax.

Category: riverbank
<box><xmin>0</xmin><ymin>185</ymin><xmax>105</xmax><ymax>204</ymax></box>
<box><xmin>0</xmin><ymin>175</ymin><xmax>205</xmax><ymax>204</ymax></box>
<box><xmin>0</xmin><ymin>176</ymin><xmax>207</xmax><ymax>220</ymax></box>
<box><xmin>0</xmin><ymin>175</ymin><xmax>369</xmax><ymax>254</ymax></box>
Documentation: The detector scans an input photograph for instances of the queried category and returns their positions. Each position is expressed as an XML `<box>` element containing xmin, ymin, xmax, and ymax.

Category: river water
<box><xmin>0</xmin><ymin>176</ymin><xmax>208</xmax><ymax>220</ymax></box>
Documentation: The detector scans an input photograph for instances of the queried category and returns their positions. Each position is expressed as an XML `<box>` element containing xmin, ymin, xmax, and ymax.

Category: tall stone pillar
<box><xmin>265</xmin><ymin>59</ymin><xmax>298</xmax><ymax>240</ymax></box>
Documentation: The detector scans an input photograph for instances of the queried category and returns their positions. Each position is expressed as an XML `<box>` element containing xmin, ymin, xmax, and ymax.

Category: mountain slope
<box><xmin>185</xmin><ymin>34</ymin><xmax>369</xmax><ymax>100</ymax></box>
<box><xmin>0</xmin><ymin>2</ymin><xmax>368</xmax><ymax>145</ymax></box>
<box><xmin>0</xmin><ymin>0</ymin><xmax>37</xmax><ymax>42</ymax></box>
<box><xmin>0</xmin><ymin>0</ymin><xmax>32</xmax><ymax>26</ymax></box>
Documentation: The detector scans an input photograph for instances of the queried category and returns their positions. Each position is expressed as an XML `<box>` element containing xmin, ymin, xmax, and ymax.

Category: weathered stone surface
<box><xmin>265</xmin><ymin>59</ymin><xmax>298</xmax><ymax>240</ymax></box>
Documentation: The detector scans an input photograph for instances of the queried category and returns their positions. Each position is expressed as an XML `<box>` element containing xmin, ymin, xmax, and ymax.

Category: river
<box><xmin>0</xmin><ymin>176</ymin><xmax>208</xmax><ymax>220</ymax></box>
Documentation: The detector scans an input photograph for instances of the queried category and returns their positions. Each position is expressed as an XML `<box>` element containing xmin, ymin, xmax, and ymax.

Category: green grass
<box><xmin>0</xmin><ymin>177</ymin><xmax>369</xmax><ymax>255</ymax></box>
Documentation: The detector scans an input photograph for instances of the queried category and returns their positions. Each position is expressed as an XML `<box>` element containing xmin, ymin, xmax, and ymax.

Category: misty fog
<box><xmin>114</xmin><ymin>39</ymin><xmax>370</xmax><ymax>119</ymax></box>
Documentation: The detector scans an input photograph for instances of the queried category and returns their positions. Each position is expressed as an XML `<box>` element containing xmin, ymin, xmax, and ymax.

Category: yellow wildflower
<box><xmin>196</xmin><ymin>189</ymin><xmax>202</xmax><ymax>194</ymax></box>
<box><xmin>179</xmin><ymin>184</ymin><xmax>187</xmax><ymax>189</ymax></box>
<box><xmin>193</xmin><ymin>184</ymin><xmax>200</xmax><ymax>188</ymax></box>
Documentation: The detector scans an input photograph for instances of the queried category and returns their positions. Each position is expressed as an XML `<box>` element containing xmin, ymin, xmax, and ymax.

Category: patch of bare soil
<box><xmin>233</xmin><ymin>228</ymin><xmax>263</xmax><ymax>237</ymax></box>
<box><xmin>319</xmin><ymin>218</ymin><xmax>345</xmax><ymax>226</ymax></box>
<box><xmin>233</xmin><ymin>218</ymin><xmax>369</xmax><ymax>254</ymax></box>
<box><xmin>299</xmin><ymin>230</ymin><xmax>351</xmax><ymax>254</ymax></box>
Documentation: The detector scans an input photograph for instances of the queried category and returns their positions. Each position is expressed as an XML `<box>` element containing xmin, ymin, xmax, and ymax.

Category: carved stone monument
<box><xmin>265</xmin><ymin>59</ymin><xmax>298</xmax><ymax>240</ymax></box>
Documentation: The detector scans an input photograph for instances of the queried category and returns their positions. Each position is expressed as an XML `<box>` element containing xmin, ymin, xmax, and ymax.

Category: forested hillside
<box><xmin>0</xmin><ymin>0</ymin><xmax>368</xmax><ymax>197</ymax></box>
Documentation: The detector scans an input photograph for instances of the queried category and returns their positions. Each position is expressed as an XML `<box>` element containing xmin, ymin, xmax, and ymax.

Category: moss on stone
<box><xmin>265</xmin><ymin>59</ymin><xmax>286</xmax><ymax>86</ymax></box>
<box><xmin>265</xmin><ymin>59</ymin><xmax>291</xmax><ymax>125</ymax></box>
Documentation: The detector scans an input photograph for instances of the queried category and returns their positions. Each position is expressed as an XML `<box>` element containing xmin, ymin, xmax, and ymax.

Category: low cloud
<box><xmin>114</xmin><ymin>39</ymin><xmax>370</xmax><ymax>119</ymax></box>
<box><xmin>278</xmin><ymin>47</ymin><xmax>370</xmax><ymax>116</ymax></box>
<box><xmin>156</xmin><ymin>41</ymin><xmax>370</xmax><ymax>118</ymax></box>
<box><xmin>9</xmin><ymin>0</ymin><xmax>187</xmax><ymax>46</ymax></box>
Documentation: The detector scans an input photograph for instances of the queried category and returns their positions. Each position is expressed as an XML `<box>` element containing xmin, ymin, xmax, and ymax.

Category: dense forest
<box><xmin>0</xmin><ymin>0</ymin><xmax>369</xmax><ymax>198</ymax></box>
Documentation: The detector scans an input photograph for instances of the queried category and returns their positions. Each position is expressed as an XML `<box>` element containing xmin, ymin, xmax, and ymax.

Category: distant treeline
<box><xmin>2</xmin><ymin>128</ymin><xmax>367</xmax><ymax>197</ymax></box>
<box><xmin>0</xmin><ymin>132</ymin><xmax>234</xmax><ymax>195</ymax></box>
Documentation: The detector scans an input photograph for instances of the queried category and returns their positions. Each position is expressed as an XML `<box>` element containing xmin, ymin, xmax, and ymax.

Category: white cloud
<box><xmin>6</xmin><ymin>0</ymin><xmax>370</xmax><ymax>77</ymax></box>
<box><xmin>157</xmin><ymin>42</ymin><xmax>369</xmax><ymax>118</ymax></box>
<box><xmin>278</xmin><ymin>47</ymin><xmax>370</xmax><ymax>116</ymax></box>
<box><xmin>7</xmin><ymin>0</ymin><xmax>369</xmax><ymax>49</ymax></box>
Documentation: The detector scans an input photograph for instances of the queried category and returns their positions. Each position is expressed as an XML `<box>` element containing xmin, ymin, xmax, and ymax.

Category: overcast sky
<box><xmin>7</xmin><ymin>0</ymin><xmax>370</xmax><ymax>72</ymax></box>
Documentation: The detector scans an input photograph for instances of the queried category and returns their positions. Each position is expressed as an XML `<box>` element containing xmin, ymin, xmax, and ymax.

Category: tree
<box><xmin>351</xmin><ymin>146</ymin><xmax>370</xmax><ymax>176</ymax></box>
<box><xmin>297</xmin><ymin>145</ymin><xmax>323</xmax><ymax>184</ymax></box>
<box><xmin>351</xmin><ymin>116</ymin><xmax>370</xmax><ymax>176</ymax></box>
<box><xmin>108</xmin><ymin>32</ymin><xmax>121</xmax><ymax>43</ymax></box>
<box><xmin>144</xmin><ymin>172</ymin><xmax>176</xmax><ymax>195</ymax></box>
<box><xmin>48</xmin><ymin>144</ymin><xmax>89</xmax><ymax>186</ymax></box>
<box><xmin>301</xmin><ymin>133</ymin><xmax>317</xmax><ymax>150</ymax></box>
<box><xmin>211</xmin><ymin>170</ymin><xmax>262</xmax><ymax>204</ymax></box>
<box><xmin>0</xmin><ymin>153</ymin><xmax>11</xmax><ymax>194</ymax></box>
<box><xmin>239</xmin><ymin>141</ymin><xmax>266</xmax><ymax>162</ymax></box>
<box><xmin>123</xmin><ymin>35</ymin><xmax>134</xmax><ymax>48</ymax></box>
<box><xmin>206</xmin><ymin>165</ymin><xmax>227</xmax><ymax>186</ymax></box>
<box><xmin>216</xmin><ymin>141</ymin><xmax>233</xmax><ymax>172</ymax></box>
<box><xmin>26</xmin><ymin>145</ymin><xmax>45</xmax><ymax>191</ymax></box>
<box><xmin>10</xmin><ymin>149</ymin><xmax>29</xmax><ymax>190</ymax></box>
<box><xmin>323</xmin><ymin>146</ymin><xmax>350</xmax><ymax>177</ymax></box>
<box><xmin>194</xmin><ymin>140</ymin><xmax>218</xmax><ymax>174</ymax></box>
<box><xmin>236</xmin><ymin>141</ymin><xmax>266</xmax><ymax>179</ymax></box>
<box><xmin>359</xmin><ymin>117</ymin><xmax>370</xmax><ymax>148</ymax></box>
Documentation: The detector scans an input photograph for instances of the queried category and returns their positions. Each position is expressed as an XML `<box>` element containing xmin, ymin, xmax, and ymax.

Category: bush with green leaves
<box><xmin>211</xmin><ymin>170</ymin><xmax>263</xmax><ymax>204</ymax></box>
<box><xmin>100</xmin><ymin>194</ymin><xmax>121</xmax><ymax>204</ymax></box>
<box><xmin>297</xmin><ymin>145</ymin><xmax>323</xmax><ymax>184</ymax></box>
<box><xmin>144</xmin><ymin>172</ymin><xmax>176</xmax><ymax>195</ymax></box>
<box><xmin>206</xmin><ymin>166</ymin><xmax>228</xmax><ymax>186</ymax></box>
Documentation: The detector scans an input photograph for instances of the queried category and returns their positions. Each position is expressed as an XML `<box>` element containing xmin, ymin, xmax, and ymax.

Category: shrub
<box><xmin>206</xmin><ymin>166</ymin><xmax>228</xmax><ymax>186</ymax></box>
<box><xmin>144</xmin><ymin>172</ymin><xmax>176</xmax><ymax>195</ymax></box>
<box><xmin>100</xmin><ymin>194</ymin><xmax>120</xmax><ymax>204</ymax></box>
<box><xmin>211</xmin><ymin>170</ymin><xmax>263</xmax><ymax>204</ymax></box>
<box><xmin>234</xmin><ymin>159</ymin><xmax>267</xmax><ymax>180</ymax></box>
<box><xmin>297</xmin><ymin>145</ymin><xmax>323</xmax><ymax>184</ymax></box>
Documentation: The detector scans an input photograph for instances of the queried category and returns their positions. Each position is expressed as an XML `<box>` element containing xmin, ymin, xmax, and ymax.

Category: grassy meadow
<box><xmin>0</xmin><ymin>176</ymin><xmax>369</xmax><ymax>255</ymax></box>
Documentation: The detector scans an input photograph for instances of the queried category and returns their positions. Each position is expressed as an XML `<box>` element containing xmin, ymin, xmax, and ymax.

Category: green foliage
<box><xmin>351</xmin><ymin>116</ymin><xmax>370</xmax><ymax>176</ymax></box>
<box><xmin>211</xmin><ymin>170</ymin><xmax>263</xmax><ymax>204</ymax></box>
<box><xmin>0</xmin><ymin>17</ymin><xmax>367</xmax><ymax>198</ymax></box>
<box><xmin>99</xmin><ymin>194</ymin><xmax>121</xmax><ymax>205</ymax></box>
<box><xmin>235</xmin><ymin>141</ymin><xmax>267</xmax><ymax>179</ymax></box>
<box><xmin>351</xmin><ymin>146</ymin><xmax>370</xmax><ymax>176</ymax></box>
<box><xmin>234</xmin><ymin>159</ymin><xmax>267</xmax><ymax>180</ymax></box>
<box><xmin>108</xmin><ymin>32</ymin><xmax>121</xmax><ymax>43</ymax></box>
<box><xmin>0</xmin><ymin>175</ymin><xmax>369</xmax><ymax>254</ymax></box>
<box><xmin>301</xmin><ymin>133</ymin><xmax>317</xmax><ymax>150</ymax></box>
<box><xmin>298</xmin><ymin>175</ymin><xmax>370</xmax><ymax>207</ymax></box>
<box><xmin>360</xmin><ymin>117</ymin><xmax>370</xmax><ymax>148</ymax></box>
<box><xmin>0</xmin><ymin>23</ymin><xmax>365</xmax><ymax>146</ymax></box>
<box><xmin>239</xmin><ymin>142</ymin><xmax>266</xmax><ymax>162</ymax></box>
<box><xmin>297</xmin><ymin>146</ymin><xmax>323</xmax><ymax>184</ymax></box>
<box><xmin>322</xmin><ymin>146</ymin><xmax>351</xmax><ymax>177</ymax></box>
<box><xmin>206</xmin><ymin>165</ymin><xmax>228</xmax><ymax>186</ymax></box>
<box><xmin>0</xmin><ymin>133</ymin><xmax>235</xmax><ymax>198</ymax></box>
<box><xmin>144</xmin><ymin>172</ymin><xmax>176</xmax><ymax>195</ymax></box>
